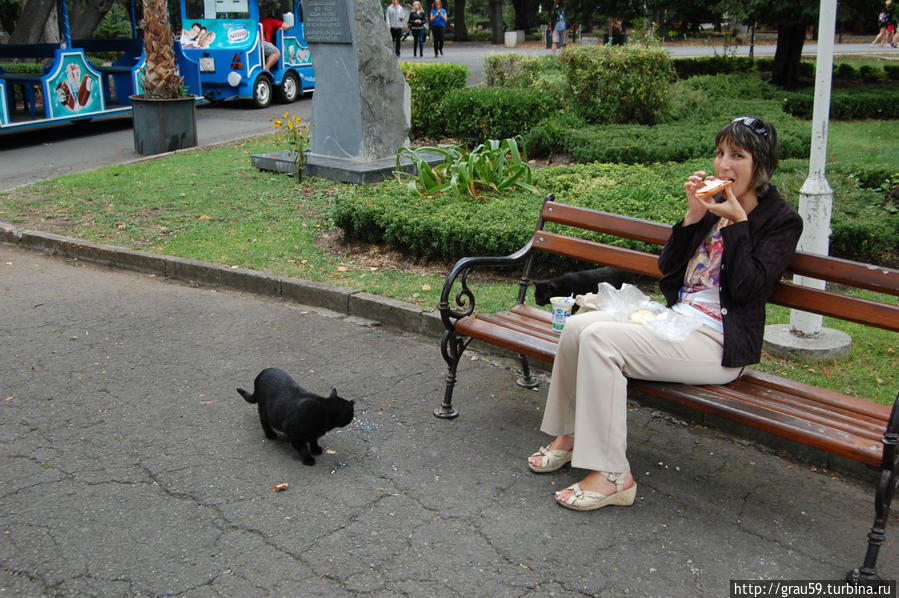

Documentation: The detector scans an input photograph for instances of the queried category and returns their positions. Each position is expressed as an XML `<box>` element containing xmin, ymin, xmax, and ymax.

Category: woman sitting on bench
<box><xmin>527</xmin><ymin>117</ymin><xmax>804</xmax><ymax>511</ymax></box>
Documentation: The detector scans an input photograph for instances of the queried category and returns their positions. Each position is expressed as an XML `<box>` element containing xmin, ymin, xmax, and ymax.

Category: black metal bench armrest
<box><xmin>438</xmin><ymin>241</ymin><xmax>534</xmax><ymax>330</ymax></box>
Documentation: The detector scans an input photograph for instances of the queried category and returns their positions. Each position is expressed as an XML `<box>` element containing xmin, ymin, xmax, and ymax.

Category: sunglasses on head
<box><xmin>732</xmin><ymin>116</ymin><xmax>768</xmax><ymax>137</ymax></box>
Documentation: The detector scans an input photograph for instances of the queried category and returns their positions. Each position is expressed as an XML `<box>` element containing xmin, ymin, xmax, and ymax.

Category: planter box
<box><xmin>131</xmin><ymin>95</ymin><xmax>198</xmax><ymax>155</ymax></box>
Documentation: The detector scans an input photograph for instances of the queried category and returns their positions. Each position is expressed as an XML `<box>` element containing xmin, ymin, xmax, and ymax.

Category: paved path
<box><xmin>2</xmin><ymin>242</ymin><xmax>896</xmax><ymax>597</ymax></box>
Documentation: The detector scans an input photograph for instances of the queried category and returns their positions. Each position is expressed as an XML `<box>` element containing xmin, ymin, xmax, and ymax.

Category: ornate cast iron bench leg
<box><xmin>516</xmin><ymin>354</ymin><xmax>538</xmax><ymax>389</ymax></box>
<box><xmin>848</xmin><ymin>393</ymin><xmax>899</xmax><ymax>583</ymax></box>
<box><xmin>435</xmin><ymin>328</ymin><xmax>470</xmax><ymax>419</ymax></box>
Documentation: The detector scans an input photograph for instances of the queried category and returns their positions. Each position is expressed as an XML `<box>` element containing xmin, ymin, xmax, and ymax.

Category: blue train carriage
<box><xmin>0</xmin><ymin>0</ymin><xmax>200</xmax><ymax>132</ymax></box>
<box><xmin>0</xmin><ymin>43</ymin><xmax>131</xmax><ymax>131</ymax></box>
<box><xmin>179</xmin><ymin>0</ymin><xmax>315</xmax><ymax>107</ymax></box>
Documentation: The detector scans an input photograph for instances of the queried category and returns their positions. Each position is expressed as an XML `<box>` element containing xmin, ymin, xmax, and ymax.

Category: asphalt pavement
<box><xmin>1</xmin><ymin>235</ymin><xmax>897</xmax><ymax>596</ymax></box>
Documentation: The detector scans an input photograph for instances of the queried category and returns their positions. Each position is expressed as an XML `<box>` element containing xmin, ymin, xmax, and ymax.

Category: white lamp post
<box><xmin>764</xmin><ymin>0</ymin><xmax>851</xmax><ymax>359</ymax></box>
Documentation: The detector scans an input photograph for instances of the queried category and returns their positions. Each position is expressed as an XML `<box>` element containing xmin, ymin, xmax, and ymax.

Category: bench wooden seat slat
<box><xmin>480</xmin><ymin>312</ymin><xmax>561</xmax><ymax>343</ymax></box>
<box><xmin>704</xmin><ymin>378</ymin><xmax>887</xmax><ymax>439</ymax></box>
<box><xmin>740</xmin><ymin>369</ymin><xmax>893</xmax><ymax>421</ymax></box>
<box><xmin>438</xmin><ymin>194</ymin><xmax>899</xmax><ymax>579</ymax></box>
<box><xmin>455</xmin><ymin>316</ymin><xmax>558</xmax><ymax>363</ymax></box>
<box><xmin>631</xmin><ymin>380</ymin><xmax>883</xmax><ymax>466</ymax></box>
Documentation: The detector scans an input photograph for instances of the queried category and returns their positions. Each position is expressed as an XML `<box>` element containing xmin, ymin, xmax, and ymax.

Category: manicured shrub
<box><xmin>483</xmin><ymin>53</ymin><xmax>570</xmax><ymax>107</ymax></box>
<box><xmin>522</xmin><ymin>112</ymin><xmax>587</xmax><ymax>157</ymax></box>
<box><xmin>0</xmin><ymin>62</ymin><xmax>43</xmax><ymax>74</ymax></box>
<box><xmin>442</xmin><ymin>87</ymin><xmax>558</xmax><ymax>147</ymax></box>
<box><xmin>525</xmin><ymin>111</ymin><xmax>810</xmax><ymax>163</ymax></box>
<box><xmin>783</xmin><ymin>85</ymin><xmax>899</xmax><ymax>120</ymax></box>
<box><xmin>884</xmin><ymin>64</ymin><xmax>899</xmax><ymax>80</ymax></box>
<box><xmin>673</xmin><ymin>56</ymin><xmax>757</xmax><ymax>79</ymax></box>
<box><xmin>400</xmin><ymin>62</ymin><xmax>469</xmax><ymax>139</ymax></box>
<box><xmin>859</xmin><ymin>65</ymin><xmax>885</xmax><ymax>83</ymax></box>
<box><xmin>833</xmin><ymin>63</ymin><xmax>857</xmax><ymax>80</ymax></box>
<box><xmin>334</xmin><ymin>159</ymin><xmax>897</xmax><ymax>266</ymax></box>
<box><xmin>559</xmin><ymin>45</ymin><xmax>676</xmax><ymax>125</ymax></box>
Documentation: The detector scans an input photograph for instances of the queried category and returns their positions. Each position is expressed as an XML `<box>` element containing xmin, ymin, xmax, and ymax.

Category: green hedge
<box><xmin>0</xmin><ymin>62</ymin><xmax>44</xmax><ymax>74</ymax></box>
<box><xmin>524</xmin><ymin>76</ymin><xmax>811</xmax><ymax>164</ymax></box>
<box><xmin>442</xmin><ymin>87</ymin><xmax>558</xmax><ymax>147</ymax></box>
<box><xmin>673</xmin><ymin>56</ymin><xmax>758</xmax><ymax>78</ymax></box>
<box><xmin>333</xmin><ymin>160</ymin><xmax>898</xmax><ymax>266</ymax></box>
<box><xmin>525</xmin><ymin>116</ymin><xmax>810</xmax><ymax>164</ymax></box>
<box><xmin>400</xmin><ymin>62</ymin><xmax>469</xmax><ymax>139</ymax></box>
<box><xmin>782</xmin><ymin>85</ymin><xmax>899</xmax><ymax>120</ymax></box>
<box><xmin>559</xmin><ymin>45</ymin><xmax>676</xmax><ymax>125</ymax></box>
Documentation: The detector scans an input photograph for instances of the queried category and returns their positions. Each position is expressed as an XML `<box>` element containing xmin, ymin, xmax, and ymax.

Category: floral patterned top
<box><xmin>671</xmin><ymin>217</ymin><xmax>729</xmax><ymax>332</ymax></box>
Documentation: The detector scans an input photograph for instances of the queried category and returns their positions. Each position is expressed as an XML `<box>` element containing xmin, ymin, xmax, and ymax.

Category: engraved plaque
<box><xmin>304</xmin><ymin>0</ymin><xmax>352</xmax><ymax>43</ymax></box>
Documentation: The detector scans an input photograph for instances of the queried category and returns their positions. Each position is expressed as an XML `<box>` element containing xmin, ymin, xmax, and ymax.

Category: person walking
<box><xmin>872</xmin><ymin>1</ymin><xmax>892</xmax><ymax>46</ymax></box>
<box><xmin>386</xmin><ymin>0</ymin><xmax>405</xmax><ymax>58</ymax></box>
<box><xmin>408</xmin><ymin>1</ymin><xmax>427</xmax><ymax>57</ymax></box>
<box><xmin>550</xmin><ymin>1</ymin><xmax>569</xmax><ymax>55</ymax></box>
<box><xmin>429</xmin><ymin>0</ymin><xmax>447</xmax><ymax>57</ymax></box>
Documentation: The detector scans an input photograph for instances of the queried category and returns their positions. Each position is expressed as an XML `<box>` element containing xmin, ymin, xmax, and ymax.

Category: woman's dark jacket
<box><xmin>658</xmin><ymin>185</ymin><xmax>803</xmax><ymax>368</ymax></box>
<box><xmin>409</xmin><ymin>10</ymin><xmax>426</xmax><ymax>30</ymax></box>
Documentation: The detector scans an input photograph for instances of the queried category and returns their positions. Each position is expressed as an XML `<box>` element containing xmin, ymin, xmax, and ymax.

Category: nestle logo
<box><xmin>227</xmin><ymin>25</ymin><xmax>249</xmax><ymax>43</ymax></box>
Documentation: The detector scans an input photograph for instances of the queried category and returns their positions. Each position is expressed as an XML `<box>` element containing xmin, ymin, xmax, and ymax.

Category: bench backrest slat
<box><xmin>770</xmin><ymin>282</ymin><xmax>899</xmax><ymax>331</ymax></box>
<box><xmin>532</xmin><ymin>200</ymin><xmax>899</xmax><ymax>333</ymax></box>
<box><xmin>534</xmin><ymin>231</ymin><xmax>662</xmax><ymax>277</ymax></box>
<box><xmin>540</xmin><ymin>201</ymin><xmax>899</xmax><ymax>297</ymax></box>
<box><xmin>786</xmin><ymin>253</ymin><xmax>899</xmax><ymax>297</ymax></box>
<box><xmin>542</xmin><ymin>202</ymin><xmax>671</xmax><ymax>245</ymax></box>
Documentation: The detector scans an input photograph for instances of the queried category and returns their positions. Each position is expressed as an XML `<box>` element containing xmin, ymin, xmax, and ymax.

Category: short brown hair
<box><xmin>716</xmin><ymin>117</ymin><xmax>779</xmax><ymax>196</ymax></box>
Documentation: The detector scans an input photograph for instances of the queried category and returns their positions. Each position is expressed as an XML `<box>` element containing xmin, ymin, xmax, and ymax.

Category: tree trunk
<box><xmin>69</xmin><ymin>0</ymin><xmax>116</xmax><ymax>40</ymax></box>
<box><xmin>453</xmin><ymin>0</ymin><xmax>468</xmax><ymax>41</ymax></box>
<box><xmin>771</xmin><ymin>23</ymin><xmax>805</xmax><ymax>89</ymax></box>
<box><xmin>513</xmin><ymin>0</ymin><xmax>527</xmax><ymax>31</ymax></box>
<box><xmin>9</xmin><ymin>0</ymin><xmax>56</xmax><ymax>44</ymax></box>
<box><xmin>489</xmin><ymin>0</ymin><xmax>504</xmax><ymax>43</ymax></box>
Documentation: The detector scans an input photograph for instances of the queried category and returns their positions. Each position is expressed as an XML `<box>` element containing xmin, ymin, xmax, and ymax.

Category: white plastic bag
<box><xmin>577</xmin><ymin>283</ymin><xmax>705</xmax><ymax>342</ymax></box>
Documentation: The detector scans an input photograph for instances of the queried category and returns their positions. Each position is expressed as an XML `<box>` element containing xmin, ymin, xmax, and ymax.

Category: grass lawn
<box><xmin>0</xmin><ymin>129</ymin><xmax>896</xmax><ymax>406</ymax></box>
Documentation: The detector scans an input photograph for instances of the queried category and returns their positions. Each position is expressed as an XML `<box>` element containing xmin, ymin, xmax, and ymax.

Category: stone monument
<box><xmin>303</xmin><ymin>0</ymin><xmax>413</xmax><ymax>183</ymax></box>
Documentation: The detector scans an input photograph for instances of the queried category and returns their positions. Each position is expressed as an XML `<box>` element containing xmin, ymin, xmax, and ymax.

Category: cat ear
<box><xmin>329</xmin><ymin>388</ymin><xmax>338</xmax><ymax>398</ymax></box>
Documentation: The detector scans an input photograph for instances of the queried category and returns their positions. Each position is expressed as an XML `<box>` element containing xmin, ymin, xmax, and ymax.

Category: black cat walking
<box><xmin>238</xmin><ymin>368</ymin><xmax>355</xmax><ymax>466</ymax></box>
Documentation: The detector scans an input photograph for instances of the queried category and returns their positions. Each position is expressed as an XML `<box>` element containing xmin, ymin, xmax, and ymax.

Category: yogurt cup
<box><xmin>550</xmin><ymin>296</ymin><xmax>576</xmax><ymax>332</ymax></box>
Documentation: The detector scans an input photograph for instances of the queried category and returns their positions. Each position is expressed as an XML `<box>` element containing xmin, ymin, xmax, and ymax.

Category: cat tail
<box><xmin>236</xmin><ymin>387</ymin><xmax>257</xmax><ymax>403</ymax></box>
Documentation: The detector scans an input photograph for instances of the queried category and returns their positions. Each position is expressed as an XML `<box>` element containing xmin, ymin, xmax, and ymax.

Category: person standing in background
<box><xmin>550</xmin><ymin>1</ymin><xmax>568</xmax><ymax>55</ymax></box>
<box><xmin>408</xmin><ymin>1</ymin><xmax>427</xmax><ymax>57</ymax></box>
<box><xmin>430</xmin><ymin>0</ymin><xmax>447</xmax><ymax>57</ymax></box>
<box><xmin>386</xmin><ymin>0</ymin><xmax>405</xmax><ymax>58</ymax></box>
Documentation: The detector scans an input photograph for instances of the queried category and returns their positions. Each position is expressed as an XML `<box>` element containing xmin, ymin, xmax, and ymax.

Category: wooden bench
<box><xmin>436</xmin><ymin>192</ymin><xmax>899</xmax><ymax>582</ymax></box>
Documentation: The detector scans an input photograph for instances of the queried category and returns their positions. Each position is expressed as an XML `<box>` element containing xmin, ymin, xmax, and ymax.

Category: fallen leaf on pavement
<box><xmin>273</xmin><ymin>483</ymin><xmax>289</xmax><ymax>492</ymax></box>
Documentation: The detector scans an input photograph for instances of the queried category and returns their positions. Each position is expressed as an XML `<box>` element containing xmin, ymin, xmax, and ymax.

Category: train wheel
<box><xmin>252</xmin><ymin>75</ymin><xmax>273</xmax><ymax>108</ymax></box>
<box><xmin>277</xmin><ymin>72</ymin><xmax>300</xmax><ymax>103</ymax></box>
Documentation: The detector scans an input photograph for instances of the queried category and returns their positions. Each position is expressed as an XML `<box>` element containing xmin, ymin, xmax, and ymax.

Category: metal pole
<box><xmin>60</xmin><ymin>0</ymin><xmax>71</xmax><ymax>48</ymax></box>
<box><xmin>790</xmin><ymin>0</ymin><xmax>837</xmax><ymax>336</ymax></box>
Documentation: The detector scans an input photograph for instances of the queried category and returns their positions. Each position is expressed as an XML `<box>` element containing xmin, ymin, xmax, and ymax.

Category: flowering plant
<box><xmin>271</xmin><ymin>113</ymin><xmax>310</xmax><ymax>178</ymax></box>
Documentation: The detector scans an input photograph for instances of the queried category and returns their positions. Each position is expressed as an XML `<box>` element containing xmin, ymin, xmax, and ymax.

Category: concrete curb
<box><xmin>2</xmin><ymin>221</ymin><xmax>443</xmax><ymax>339</ymax></box>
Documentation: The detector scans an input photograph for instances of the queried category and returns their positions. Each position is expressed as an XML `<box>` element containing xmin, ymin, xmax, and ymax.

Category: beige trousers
<box><xmin>540</xmin><ymin>310</ymin><xmax>743</xmax><ymax>473</ymax></box>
